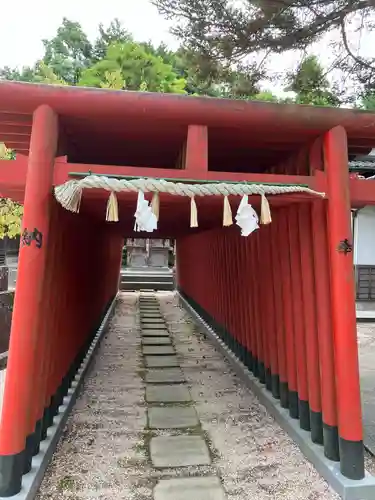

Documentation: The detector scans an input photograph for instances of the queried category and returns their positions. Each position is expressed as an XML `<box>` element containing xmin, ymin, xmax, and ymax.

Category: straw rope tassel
<box><xmin>106</xmin><ymin>191</ymin><xmax>119</xmax><ymax>222</ymax></box>
<box><xmin>223</xmin><ymin>195</ymin><xmax>233</xmax><ymax>226</ymax></box>
<box><xmin>190</xmin><ymin>196</ymin><xmax>198</xmax><ymax>228</ymax></box>
<box><xmin>260</xmin><ymin>193</ymin><xmax>272</xmax><ymax>224</ymax></box>
<box><xmin>151</xmin><ymin>192</ymin><xmax>160</xmax><ymax>220</ymax></box>
<box><xmin>71</xmin><ymin>186</ymin><xmax>83</xmax><ymax>213</ymax></box>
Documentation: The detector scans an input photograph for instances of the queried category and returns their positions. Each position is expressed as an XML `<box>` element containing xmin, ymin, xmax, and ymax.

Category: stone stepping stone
<box><xmin>141</xmin><ymin>318</ymin><xmax>165</xmax><ymax>324</ymax></box>
<box><xmin>142</xmin><ymin>345</ymin><xmax>175</xmax><ymax>355</ymax></box>
<box><xmin>154</xmin><ymin>477</ymin><xmax>226</xmax><ymax>500</ymax></box>
<box><xmin>145</xmin><ymin>368</ymin><xmax>185</xmax><ymax>384</ymax></box>
<box><xmin>142</xmin><ymin>330</ymin><xmax>170</xmax><ymax>337</ymax></box>
<box><xmin>142</xmin><ymin>325</ymin><xmax>168</xmax><ymax>331</ymax></box>
<box><xmin>142</xmin><ymin>337</ymin><xmax>172</xmax><ymax>346</ymax></box>
<box><xmin>145</xmin><ymin>355</ymin><xmax>179</xmax><ymax>368</ymax></box>
<box><xmin>148</xmin><ymin>406</ymin><xmax>199</xmax><ymax>429</ymax></box>
<box><xmin>141</xmin><ymin>313</ymin><xmax>163</xmax><ymax>318</ymax></box>
<box><xmin>150</xmin><ymin>435</ymin><xmax>211</xmax><ymax>468</ymax></box>
<box><xmin>146</xmin><ymin>384</ymin><xmax>191</xmax><ymax>403</ymax></box>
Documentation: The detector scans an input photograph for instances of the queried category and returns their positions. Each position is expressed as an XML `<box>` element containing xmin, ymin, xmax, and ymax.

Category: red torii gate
<box><xmin>0</xmin><ymin>81</ymin><xmax>374</xmax><ymax>496</ymax></box>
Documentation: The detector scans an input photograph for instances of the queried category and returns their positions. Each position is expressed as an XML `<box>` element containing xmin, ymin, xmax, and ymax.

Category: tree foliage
<box><xmin>152</xmin><ymin>0</ymin><xmax>375</xmax><ymax>94</ymax></box>
<box><xmin>0</xmin><ymin>146</ymin><xmax>23</xmax><ymax>239</ymax></box>
<box><xmin>78</xmin><ymin>41</ymin><xmax>187</xmax><ymax>93</ymax></box>
<box><xmin>285</xmin><ymin>55</ymin><xmax>340</xmax><ymax>106</ymax></box>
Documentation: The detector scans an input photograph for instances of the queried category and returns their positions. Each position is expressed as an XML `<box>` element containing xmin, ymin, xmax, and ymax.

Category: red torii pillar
<box><xmin>0</xmin><ymin>105</ymin><xmax>58</xmax><ymax>496</ymax></box>
<box><xmin>325</xmin><ymin>126</ymin><xmax>364</xmax><ymax>479</ymax></box>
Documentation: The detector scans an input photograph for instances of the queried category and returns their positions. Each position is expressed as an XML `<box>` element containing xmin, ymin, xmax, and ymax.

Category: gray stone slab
<box><xmin>141</xmin><ymin>314</ymin><xmax>163</xmax><ymax>319</ymax></box>
<box><xmin>150</xmin><ymin>435</ymin><xmax>211</xmax><ymax>467</ymax></box>
<box><xmin>145</xmin><ymin>368</ymin><xmax>185</xmax><ymax>384</ymax></box>
<box><xmin>141</xmin><ymin>318</ymin><xmax>165</xmax><ymax>324</ymax></box>
<box><xmin>142</xmin><ymin>345</ymin><xmax>175</xmax><ymax>355</ymax></box>
<box><xmin>142</xmin><ymin>330</ymin><xmax>170</xmax><ymax>337</ymax></box>
<box><xmin>142</xmin><ymin>324</ymin><xmax>168</xmax><ymax>331</ymax></box>
<box><xmin>145</xmin><ymin>355</ymin><xmax>179</xmax><ymax>368</ymax></box>
<box><xmin>148</xmin><ymin>406</ymin><xmax>199</xmax><ymax>429</ymax></box>
<box><xmin>154</xmin><ymin>477</ymin><xmax>226</xmax><ymax>500</ymax></box>
<box><xmin>142</xmin><ymin>337</ymin><xmax>172</xmax><ymax>346</ymax></box>
<box><xmin>146</xmin><ymin>384</ymin><xmax>191</xmax><ymax>403</ymax></box>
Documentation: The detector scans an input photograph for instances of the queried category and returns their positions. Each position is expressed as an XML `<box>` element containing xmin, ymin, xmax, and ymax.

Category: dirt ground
<box><xmin>36</xmin><ymin>292</ymin><xmax>349</xmax><ymax>499</ymax></box>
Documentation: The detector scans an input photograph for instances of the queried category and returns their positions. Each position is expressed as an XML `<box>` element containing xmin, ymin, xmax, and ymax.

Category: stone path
<box><xmin>37</xmin><ymin>292</ymin><xmax>340</xmax><ymax>500</ymax></box>
<box><xmin>138</xmin><ymin>294</ymin><xmax>225</xmax><ymax>498</ymax></box>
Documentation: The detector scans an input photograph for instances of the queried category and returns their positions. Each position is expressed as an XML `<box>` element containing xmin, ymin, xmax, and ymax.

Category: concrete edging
<box><xmin>9</xmin><ymin>294</ymin><xmax>119</xmax><ymax>500</ymax></box>
<box><xmin>178</xmin><ymin>292</ymin><xmax>375</xmax><ymax>500</ymax></box>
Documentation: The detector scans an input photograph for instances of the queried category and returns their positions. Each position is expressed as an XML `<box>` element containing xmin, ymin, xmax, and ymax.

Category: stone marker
<box><xmin>150</xmin><ymin>435</ymin><xmax>211</xmax><ymax>467</ymax></box>
<box><xmin>142</xmin><ymin>345</ymin><xmax>175</xmax><ymax>355</ymax></box>
<box><xmin>154</xmin><ymin>477</ymin><xmax>226</xmax><ymax>500</ymax></box>
<box><xmin>146</xmin><ymin>384</ymin><xmax>191</xmax><ymax>403</ymax></box>
<box><xmin>142</xmin><ymin>337</ymin><xmax>172</xmax><ymax>346</ymax></box>
<box><xmin>145</xmin><ymin>355</ymin><xmax>179</xmax><ymax>368</ymax></box>
<box><xmin>145</xmin><ymin>368</ymin><xmax>185</xmax><ymax>384</ymax></box>
<box><xmin>148</xmin><ymin>406</ymin><xmax>199</xmax><ymax>429</ymax></box>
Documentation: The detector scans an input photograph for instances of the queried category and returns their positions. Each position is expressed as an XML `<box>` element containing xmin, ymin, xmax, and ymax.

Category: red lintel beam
<box><xmin>54</xmin><ymin>161</ymin><xmax>321</xmax><ymax>189</ymax></box>
<box><xmin>350</xmin><ymin>179</ymin><xmax>375</xmax><ymax>207</ymax></box>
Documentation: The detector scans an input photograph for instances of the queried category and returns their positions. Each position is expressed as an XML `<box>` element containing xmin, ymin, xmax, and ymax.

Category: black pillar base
<box><xmin>339</xmin><ymin>437</ymin><xmax>365</xmax><ymax>480</ymax></box>
<box><xmin>41</xmin><ymin>405</ymin><xmax>51</xmax><ymax>441</ymax></box>
<box><xmin>323</xmin><ymin>423</ymin><xmax>340</xmax><ymax>462</ymax></box>
<box><xmin>310</xmin><ymin>410</ymin><xmax>323</xmax><ymax>445</ymax></box>
<box><xmin>265</xmin><ymin>368</ymin><xmax>272</xmax><ymax>391</ymax></box>
<box><xmin>279</xmin><ymin>381</ymin><xmax>289</xmax><ymax>409</ymax></box>
<box><xmin>253</xmin><ymin>357</ymin><xmax>259</xmax><ymax>378</ymax></box>
<box><xmin>258</xmin><ymin>361</ymin><xmax>266</xmax><ymax>384</ymax></box>
<box><xmin>288</xmin><ymin>390</ymin><xmax>299</xmax><ymax>419</ymax></box>
<box><xmin>271</xmin><ymin>374</ymin><xmax>280</xmax><ymax>400</ymax></box>
<box><xmin>299</xmin><ymin>399</ymin><xmax>311</xmax><ymax>431</ymax></box>
<box><xmin>0</xmin><ymin>450</ymin><xmax>24</xmax><ymax>497</ymax></box>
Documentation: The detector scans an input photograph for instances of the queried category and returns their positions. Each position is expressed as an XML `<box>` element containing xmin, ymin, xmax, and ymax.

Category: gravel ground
<box><xmin>37</xmin><ymin>291</ymin><xmax>343</xmax><ymax>500</ymax></box>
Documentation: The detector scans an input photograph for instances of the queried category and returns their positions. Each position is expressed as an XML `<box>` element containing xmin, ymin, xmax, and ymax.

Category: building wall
<box><xmin>354</xmin><ymin>207</ymin><xmax>375</xmax><ymax>266</ymax></box>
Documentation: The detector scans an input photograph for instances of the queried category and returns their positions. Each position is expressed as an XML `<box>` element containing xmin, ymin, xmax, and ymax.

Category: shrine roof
<box><xmin>1</xmin><ymin>81</ymin><xmax>375</xmax><ymax>159</ymax></box>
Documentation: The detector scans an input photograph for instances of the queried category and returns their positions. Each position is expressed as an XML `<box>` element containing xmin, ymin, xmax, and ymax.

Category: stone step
<box><xmin>150</xmin><ymin>435</ymin><xmax>211</xmax><ymax>468</ymax></box>
<box><xmin>145</xmin><ymin>368</ymin><xmax>185</xmax><ymax>384</ymax></box>
<box><xmin>154</xmin><ymin>477</ymin><xmax>226</xmax><ymax>500</ymax></box>
<box><xmin>145</xmin><ymin>384</ymin><xmax>191</xmax><ymax>403</ymax></box>
<box><xmin>145</xmin><ymin>355</ymin><xmax>179</xmax><ymax>368</ymax></box>
<box><xmin>148</xmin><ymin>406</ymin><xmax>199</xmax><ymax>429</ymax></box>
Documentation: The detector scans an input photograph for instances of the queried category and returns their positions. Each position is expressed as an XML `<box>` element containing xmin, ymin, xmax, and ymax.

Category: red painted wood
<box><xmin>311</xmin><ymin>200</ymin><xmax>338</xmax><ymax>429</ymax></box>
<box><xmin>288</xmin><ymin>206</ymin><xmax>309</xmax><ymax>406</ymax></box>
<box><xmin>298</xmin><ymin>204</ymin><xmax>321</xmax><ymax>415</ymax></box>
<box><xmin>270</xmin><ymin>212</ymin><xmax>287</xmax><ymax>387</ymax></box>
<box><xmin>324</xmin><ymin>126</ymin><xmax>363</xmax><ymax>442</ymax></box>
<box><xmin>0</xmin><ymin>105</ymin><xmax>58</xmax><ymax>455</ymax></box>
<box><xmin>185</xmin><ymin>125</ymin><xmax>208</xmax><ymax>172</ymax></box>
<box><xmin>278</xmin><ymin>209</ymin><xmax>298</xmax><ymax>396</ymax></box>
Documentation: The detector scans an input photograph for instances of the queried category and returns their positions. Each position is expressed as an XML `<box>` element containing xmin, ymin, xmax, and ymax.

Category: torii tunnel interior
<box><xmin>0</xmin><ymin>82</ymin><xmax>375</xmax><ymax>496</ymax></box>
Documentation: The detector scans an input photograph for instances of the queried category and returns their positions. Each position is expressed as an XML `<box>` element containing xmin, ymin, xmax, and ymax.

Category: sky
<box><xmin>0</xmin><ymin>0</ymin><xmax>176</xmax><ymax>68</ymax></box>
<box><xmin>0</xmin><ymin>0</ymin><xmax>373</xmax><ymax>97</ymax></box>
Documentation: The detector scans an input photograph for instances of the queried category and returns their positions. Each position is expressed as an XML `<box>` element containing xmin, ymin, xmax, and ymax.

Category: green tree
<box><xmin>0</xmin><ymin>145</ymin><xmax>23</xmax><ymax>239</ymax></box>
<box><xmin>78</xmin><ymin>41</ymin><xmax>186</xmax><ymax>93</ymax></box>
<box><xmin>152</xmin><ymin>0</ymin><xmax>374</xmax><ymax>79</ymax></box>
<box><xmin>92</xmin><ymin>19</ymin><xmax>133</xmax><ymax>61</ymax></box>
<box><xmin>42</xmin><ymin>18</ymin><xmax>93</xmax><ymax>85</ymax></box>
<box><xmin>285</xmin><ymin>55</ymin><xmax>340</xmax><ymax>106</ymax></box>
